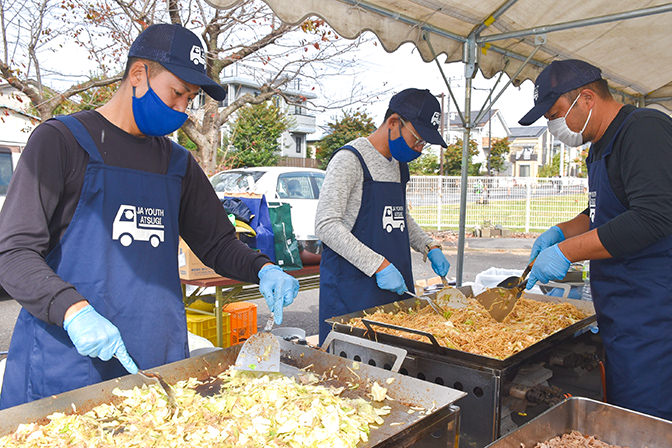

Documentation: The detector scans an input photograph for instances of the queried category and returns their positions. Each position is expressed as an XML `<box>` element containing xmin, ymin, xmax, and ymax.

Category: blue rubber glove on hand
<box><xmin>427</xmin><ymin>248</ymin><xmax>450</xmax><ymax>277</ymax></box>
<box><xmin>526</xmin><ymin>244</ymin><xmax>571</xmax><ymax>289</ymax></box>
<box><xmin>63</xmin><ymin>304</ymin><xmax>138</xmax><ymax>374</ymax></box>
<box><xmin>530</xmin><ymin>225</ymin><xmax>565</xmax><ymax>262</ymax></box>
<box><xmin>375</xmin><ymin>263</ymin><xmax>408</xmax><ymax>295</ymax></box>
<box><xmin>258</xmin><ymin>264</ymin><xmax>300</xmax><ymax>325</ymax></box>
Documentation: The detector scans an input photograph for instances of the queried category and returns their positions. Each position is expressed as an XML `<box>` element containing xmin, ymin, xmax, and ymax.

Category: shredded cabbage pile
<box><xmin>0</xmin><ymin>368</ymin><xmax>392</xmax><ymax>448</ymax></box>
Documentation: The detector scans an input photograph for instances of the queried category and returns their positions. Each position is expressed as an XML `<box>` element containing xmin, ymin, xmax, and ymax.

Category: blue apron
<box><xmin>0</xmin><ymin>115</ymin><xmax>189</xmax><ymax>409</ymax></box>
<box><xmin>587</xmin><ymin>108</ymin><xmax>672</xmax><ymax>420</ymax></box>
<box><xmin>319</xmin><ymin>145</ymin><xmax>413</xmax><ymax>344</ymax></box>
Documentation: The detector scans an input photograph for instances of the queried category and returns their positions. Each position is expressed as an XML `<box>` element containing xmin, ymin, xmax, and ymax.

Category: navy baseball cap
<box><xmin>519</xmin><ymin>59</ymin><xmax>602</xmax><ymax>125</ymax></box>
<box><xmin>389</xmin><ymin>88</ymin><xmax>447</xmax><ymax>147</ymax></box>
<box><xmin>129</xmin><ymin>24</ymin><xmax>227</xmax><ymax>101</ymax></box>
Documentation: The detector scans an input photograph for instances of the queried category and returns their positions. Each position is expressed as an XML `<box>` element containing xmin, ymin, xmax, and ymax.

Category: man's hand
<box><xmin>258</xmin><ymin>264</ymin><xmax>300</xmax><ymax>325</ymax></box>
<box><xmin>375</xmin><ymin>263</ymin><xmax>407</xmax><ymax>295</ymax></box>
<box><xmin>63</xmin><ymin>304</ymin><xmax>138</xmax><ymax>374</ymax></box>
<box><xmin>427</xmin><ymin>248</ymin><xmax>450</xmax><ymax>277</ymax></box>
<box><xmin>526</xmin><ymin>245</ymin><xmax>571</xmax><ymax>289</ymax></box>
<box><xmin>530</xmin><ymin>225</ymin><xmax>565</xmax><ymax>262</ymax></box>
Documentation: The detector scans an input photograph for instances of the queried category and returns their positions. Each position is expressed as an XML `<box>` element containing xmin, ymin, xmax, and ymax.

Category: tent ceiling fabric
<box><xmin>207</xmin><ymin>0</ymin><xmax>672</xmax><ymax>111</ymax></box>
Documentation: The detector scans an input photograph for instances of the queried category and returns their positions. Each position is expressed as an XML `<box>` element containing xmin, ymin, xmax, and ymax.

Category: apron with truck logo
<box><xmin>587</xmin><ymin>108</ymin><xmax>672</xmax><ymax>420</ymax></box>
<box><xmin>0</xmin><ymin>115</ymin><xmax>188</xmax><ymax>409</ymax></box>
<box><xmin>319</xmin><ymin>145</ymin><xmax>413</xmax><ymax>344</ymax></box>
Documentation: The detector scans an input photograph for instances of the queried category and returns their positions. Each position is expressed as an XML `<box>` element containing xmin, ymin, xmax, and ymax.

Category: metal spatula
<box><xmin>405</xmin><ymin>290</ymin><xmax>452</xmax><ymax>318</ymax></box>
<box><xmin>139</xmin><ymin>370</ymin><xmax>178</xmax><ymax>409</ymax></box>
<box><xmin>474</xmin><ymin>259</ymin><xmax>535</xmax><ymax>322</ymax></box>
<box><xmin>234</xmin><ymin>314</ymin><xmax>280</xmax><ymax>373</ymax></box>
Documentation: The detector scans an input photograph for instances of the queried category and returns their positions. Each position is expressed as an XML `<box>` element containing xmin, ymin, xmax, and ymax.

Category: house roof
<box><xmin>449</xmin><ymin>109</ymin><xmax>500</xmax><ymax>127</ymax></box>
<box><xmin>509</xmin><ymin>126</ymin><xmax>547</xmax><ymax>138</ymax></box>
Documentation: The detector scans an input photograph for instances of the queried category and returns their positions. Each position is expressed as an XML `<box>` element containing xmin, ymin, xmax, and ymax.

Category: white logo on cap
<box><xmin>190</xmin><ymin>45</ymin><xmax>206</xmax><ymax>67</ymax></box>
<box><xmin>431</xmin><ymin>111</ymin><xmax>441</xmax><ymax>127</ymax></box>
<box><xmin>533</xmin><ymin>85</ymin><xmax>539</xmax><ymax>101</ymax></box>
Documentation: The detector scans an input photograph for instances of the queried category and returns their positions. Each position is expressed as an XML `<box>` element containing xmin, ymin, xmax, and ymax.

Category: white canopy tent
<box><xmin>207</xmin><ymin>0</ymin><xmax>672</xmax><ymax>284</ymax></box>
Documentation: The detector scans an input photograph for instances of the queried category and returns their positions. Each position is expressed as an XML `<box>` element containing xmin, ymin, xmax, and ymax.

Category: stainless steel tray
<box><xmin>486</xmin><ymin>396</ymin><xmax>672</xmax><ymax>447</ymax></box>
<box><xmin>0</xmin><ymin>339</ymin><xmax>465</xmax><ymax>448</ymax></box>
<box><xmin>327</xmin><ymin>292</ymin><xmax>596</xmax><ymax>370</ymax></box>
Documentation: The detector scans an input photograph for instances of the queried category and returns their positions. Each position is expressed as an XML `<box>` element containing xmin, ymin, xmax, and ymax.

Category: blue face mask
<box><xmin>388</xmin><ymin>129</ymin><xmax>422</xmax><ymax>162</ymax></box>
<box><xmin>132</xmin><ymin>67</ymin><xmax>188</xmax><ymax>136</ymax></box>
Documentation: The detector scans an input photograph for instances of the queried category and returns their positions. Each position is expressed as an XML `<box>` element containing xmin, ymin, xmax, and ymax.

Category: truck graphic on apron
<box><xmin>382</xmin><ymin>205</ymin><xmax>405</xmax><ymax>233</ymax></box>
<box><xmin>112</xmin><ymin>204</ymin><xmax>165</xmax><ymax>247</ymax></box>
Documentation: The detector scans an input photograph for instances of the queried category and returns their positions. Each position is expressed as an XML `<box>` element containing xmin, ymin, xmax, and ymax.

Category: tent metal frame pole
<box><xmin>455</xmin><ymin>36</ymin><xmax>478</xmax><ymax>286</ymax></box>
<box><xmin>478</xmin><ymin>3</ymin><xmax>672</xmax><ymax>44</ymax></box>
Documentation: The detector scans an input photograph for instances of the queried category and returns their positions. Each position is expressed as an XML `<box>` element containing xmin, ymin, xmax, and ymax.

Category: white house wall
<box><xmin>0</xmin><ymin>112</ymin><xmax>36</xmax><ymax>148</ymax></box>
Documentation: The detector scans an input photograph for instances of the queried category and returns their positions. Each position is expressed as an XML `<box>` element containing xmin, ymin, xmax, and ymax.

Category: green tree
<box><xmin>488</xmin><ymin>137</ymin><xmax>510</xmax><ymax>174</ymax></box>
<box><xmin>228</xmin><ymin>101</ymin><xmax>290</xmax><ymax>168</ymax></box>
<box><xmin>538</xmin><ymin>153</ymin><xmax>561</xmax><ymax>177</ymax></box>
<box><xmin>316</xmin><ymin>110</ymin><xmax>376</xmax><ymax>169</ymax></box>
<box><xmin>443</xmin><ymin>139</ymin><xmax>479</xmax><ymax>175</ymax></box>
<box><xmin>409</xmin><ymin>153</ymin><xmax>439</xmax><ymax>175</ymax></box>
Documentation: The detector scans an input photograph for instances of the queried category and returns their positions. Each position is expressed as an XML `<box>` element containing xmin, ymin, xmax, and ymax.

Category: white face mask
<box><xmin>547</xmin><ymin>93</ymin><xmax>592</xmax><ymax>147</ymax></box>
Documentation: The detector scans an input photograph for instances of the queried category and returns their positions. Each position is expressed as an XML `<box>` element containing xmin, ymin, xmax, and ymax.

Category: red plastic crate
<box><xmin>223</xmin><ymin>302</ymin><xmax>257</xmax><ymax>345</ymax></box>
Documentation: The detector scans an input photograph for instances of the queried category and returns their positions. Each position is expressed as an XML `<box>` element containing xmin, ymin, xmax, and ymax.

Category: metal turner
<box><xmin>234</xmin><ymin>313</ymin><xmax>280</xmax><ymax>373</ymax></box>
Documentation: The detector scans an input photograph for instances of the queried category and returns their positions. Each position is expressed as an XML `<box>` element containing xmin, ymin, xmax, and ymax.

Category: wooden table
<box><xmin>180</xmin><ymin>265</ymin><xmax>320</xmax><ymax>347</ymax></box>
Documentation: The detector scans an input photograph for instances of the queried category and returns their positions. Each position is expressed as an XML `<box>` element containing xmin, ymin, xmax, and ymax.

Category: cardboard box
<box><xmin>178</xmin><ymin>238</ymin><xmax>217</xmax><ymax>280</ymax></box>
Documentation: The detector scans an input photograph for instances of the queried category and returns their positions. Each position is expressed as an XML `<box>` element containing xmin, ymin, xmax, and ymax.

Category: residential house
<box><xmin>446</xmin><ymin>109</ymin><xmax>510</xmax><ymax>173</ymax></box>
<box><xmin>508</xmin><ymin>126</ymin><xmax>586</xmax><ymax>177</ymax></box>
<box><xmin>0</xmin><ymin>83</ymin><xmax>39</xmax><ymax>164</ymax></box>
<box><xmin>507</xmin><ymin>126</ymin><xmax>548</xmax><ymax>177</ymax></box>
<box><xmin>190</xmin><ymin>68</ymin><xmax>317</xmax><ymax>163</ymax></box>
<box><xmin>1</xmin><ymin>84</ymin><xmax>39</xmax><ymax>207</ymax></box>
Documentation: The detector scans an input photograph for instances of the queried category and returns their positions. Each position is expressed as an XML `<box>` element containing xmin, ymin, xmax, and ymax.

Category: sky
<box><xmin>308</xmin><ymin>34</ymin><xmax>543</xmax><ymax>139</ymax></box>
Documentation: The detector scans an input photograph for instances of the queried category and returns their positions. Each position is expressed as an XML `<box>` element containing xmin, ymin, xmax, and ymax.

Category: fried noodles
<box><xmin>349</xmin><ymin>297</ymin><xmax>588</xmax><ymax>359</ymax></box>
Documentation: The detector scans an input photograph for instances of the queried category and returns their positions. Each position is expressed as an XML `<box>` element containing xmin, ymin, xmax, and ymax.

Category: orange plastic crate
<box><xmin>223</xmin><ymin>302</ymin><xmax>257</xmax><ymax>345</ymax></box>
<box><xmin>186</xmin><ymin>311</ymin><xmax>231</xmax><ymax>348</ymax></box>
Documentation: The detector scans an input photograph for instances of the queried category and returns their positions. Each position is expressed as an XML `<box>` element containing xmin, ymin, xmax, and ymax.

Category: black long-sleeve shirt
<box><xmin>0</xmin><ymin>110</ymin><xmax>269</xmax><ymax>326</ymax></box>
<box><xmin>581</xmin><ymin>105</ymin><xmax>672</xmax><ymax>258</ymax></box>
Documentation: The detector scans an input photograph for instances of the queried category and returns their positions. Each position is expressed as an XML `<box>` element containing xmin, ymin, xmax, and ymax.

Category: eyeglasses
<box><xmin>399</xmin><ymin>118</ymin><xmax>429</xmax><ymax>150</ymax></box>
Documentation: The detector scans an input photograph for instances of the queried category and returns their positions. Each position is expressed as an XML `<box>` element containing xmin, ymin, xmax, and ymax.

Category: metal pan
<box><xmin>326</xmin><ymin>292</ymin><xmax>597</xmax><ymax>370</ymax></box>
<box><xmin>0</xmin><ymin>339</ymin><xmax>465</xmax><ymax>448</ymax></box>
<box><xmin>486</xmin><ymin>396</ymin><xmax>672</xmax><ymax>447</ymax></box>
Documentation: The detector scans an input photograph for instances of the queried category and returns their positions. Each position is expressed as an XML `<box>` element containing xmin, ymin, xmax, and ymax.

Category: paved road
<box><xmin>0</xmin><ymin>245</ymin><xmax>530</xmax><ymax>355</ymax></box>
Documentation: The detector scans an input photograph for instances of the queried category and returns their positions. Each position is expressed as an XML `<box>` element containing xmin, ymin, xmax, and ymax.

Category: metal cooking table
<box><xmin>326</xmin><ymin>292</ymin><xmax>600</xmax><ymax>447</ymax></box>
<box><xmin>0</xmin><ymin>338</ymin><xmax>466</xmax><ymax>448</ymax></box>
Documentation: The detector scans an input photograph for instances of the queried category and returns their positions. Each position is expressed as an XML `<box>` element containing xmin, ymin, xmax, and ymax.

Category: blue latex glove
<box><xmin>375</xmin><ymin>263</ymin><xmax>408</xmax><ymax>295</ymax></box>
<box><xmin>427</xmin><ymin>248</ymin><xmax>450</xmax><ymax>277</ymax></box>
<box><xmin>258</xmin><ymin>264</ymin><xmax>300</xmax><ymax>325</ymax></box>
<box><xmin>63</xmin><ymin>305</ymin><xmax>138</xmax><ymax>374</ymax></box>
<box><xmin>530</xmin><ymin>225</ymin><xmax>565</xmax><ymax>262</ymax></box>
<box><xmin>526</xmin><ymin>244</ymin><xmax>571</xmax><ymax>289</ymax></box>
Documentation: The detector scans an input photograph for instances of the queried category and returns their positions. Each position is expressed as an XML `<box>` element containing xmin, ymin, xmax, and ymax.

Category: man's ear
<box><xmin>127</xmin><ymin>60</ymin><xmax>147</xmax><ymax>89</ymax></box>
<box><xmin>580</xmin><ymin>88</ymin><xmax>596</xmax><ymax>108</ymax></box>
<box><xmin>386</xmin><ymin>113</ymin><xmax>401</xmax><ymax>127</ymax></box>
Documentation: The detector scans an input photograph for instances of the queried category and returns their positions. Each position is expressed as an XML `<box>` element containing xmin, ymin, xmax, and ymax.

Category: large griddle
<box><xmin>0</xmin><ymin>339</ymin><xmax>465</xmax><ymax>448</ymax></box>
<box><xmin>326</xmin><ymin>293</ymin><xmax>597</xmax><ymax>370</ymax></box>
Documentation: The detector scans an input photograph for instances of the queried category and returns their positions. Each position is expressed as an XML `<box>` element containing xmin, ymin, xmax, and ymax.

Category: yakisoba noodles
<box><xmin>348</xmin><ymin>297</ymin><xmax>588</xmax><ymax>360</ymax></box>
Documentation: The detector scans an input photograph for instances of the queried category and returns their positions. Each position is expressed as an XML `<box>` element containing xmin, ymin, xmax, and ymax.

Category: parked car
<box><xmin>209</xmin><ymin>167</ymin><xmax>325</xmax><ymax>262</ymax></box>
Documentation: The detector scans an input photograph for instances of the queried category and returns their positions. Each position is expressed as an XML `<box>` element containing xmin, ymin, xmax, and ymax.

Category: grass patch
<box><xmin>411</xmin><ymin>194</ymin><xmax>587</xmax><ymax>231</ymax></box>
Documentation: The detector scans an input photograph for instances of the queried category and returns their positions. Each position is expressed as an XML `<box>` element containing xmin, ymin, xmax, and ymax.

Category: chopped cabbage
<box><xmin>0</xmin><ymin>369</ymin><xmax>390</xmax><ymax>448</ymax></box>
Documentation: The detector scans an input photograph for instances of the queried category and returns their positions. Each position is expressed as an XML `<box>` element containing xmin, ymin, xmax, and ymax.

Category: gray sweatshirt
<box><xmin>315</xmin><ymin>137</ymin><xmax>438</xmax><ymax>276</ymax></box>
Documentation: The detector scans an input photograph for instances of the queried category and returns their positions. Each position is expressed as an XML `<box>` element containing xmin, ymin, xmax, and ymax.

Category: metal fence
<box><xmin>278</xmin><ymin>156</ymin><xmax>319</xmax><ymax>168</ymax></box>
<box><xmin>408</xmin><ymin>176</ymin><xmax>589</xmax><ymax>232</ymax></box>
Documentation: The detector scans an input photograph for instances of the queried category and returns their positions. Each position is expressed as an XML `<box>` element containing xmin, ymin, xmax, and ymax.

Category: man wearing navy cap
<box><xmin>519</xmin><ymin>59</ymin><xmax>672</xmax><ymax>420</ymax></box>
<box><xmin>315</xmin><ymin>88</ymin><xmax>451</xmax><ymax>344</ymax></box>
<box><xmin>0</xmin><ymin>23</ymin><xmax>299</xmax><ymax>409</ymax></box>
